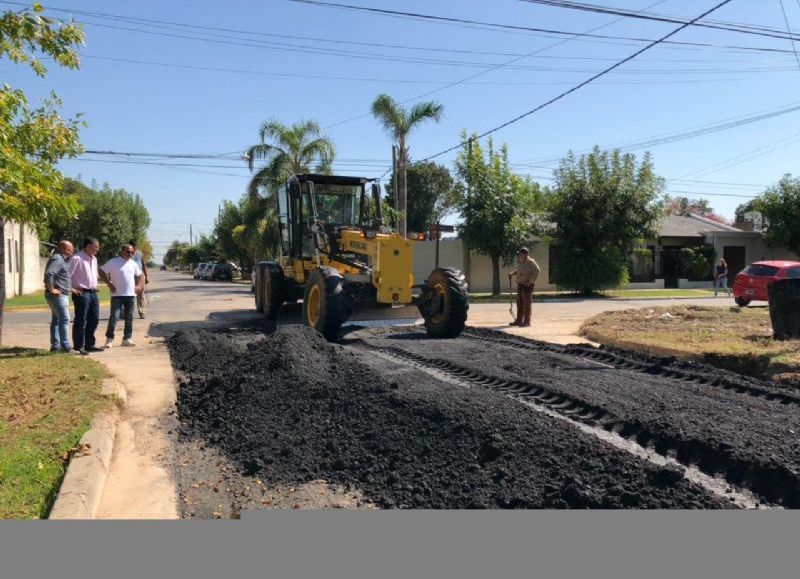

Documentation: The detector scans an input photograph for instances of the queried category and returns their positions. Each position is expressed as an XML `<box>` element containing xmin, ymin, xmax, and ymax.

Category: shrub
<box><xmin>551</xmin><ymin>245</ymin><xmax>630</xmax><ymax>295</ymax></box>
<box><xmin>679</xmin><ymin>245</ymin><xmax>714</xmax><ymax>280</ymax></box>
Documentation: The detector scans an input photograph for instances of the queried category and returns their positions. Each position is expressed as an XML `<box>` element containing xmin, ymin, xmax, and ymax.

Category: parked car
<box><xmin>201</xmin><ymin>262</ymin><xmax>217</xmax><ymax>280</ymax></box>
<box><xmin>732</xmin><ymin>260</ymin><xmax>800</xmax><ymax>306</ymax></box>
<box><xmin>193</xmin><ymin>263</ymin><xmax>207</xmax><ymax>279</ymax></box>
<box><xmin>209</xmin><ymin>263</ymin><xmax>233</xmax><ymax>282</ymax></box>
<box><xmin>159</xmin><ymin>265</ymin><xmax>167</xmax><ymax>271</ymax></box>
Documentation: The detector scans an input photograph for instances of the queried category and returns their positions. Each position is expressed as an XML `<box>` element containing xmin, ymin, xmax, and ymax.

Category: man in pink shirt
<box><xmin>68</xmin><ymin>237</ymin><xmax>102</xmax><ymax>355</ymax></box>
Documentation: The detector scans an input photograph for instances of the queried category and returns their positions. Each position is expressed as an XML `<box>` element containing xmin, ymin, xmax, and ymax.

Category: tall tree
<box><xmin>456</xmin><ymin>133</ymin><xmax>545</xmax><ymax>296</ymax></box>
<box><xmin>0</xmin><ymin>4</ymin><xmax>84</xmax><ymax>344</ymax></box>
<box><xmin>371</xmin><ymin>94</ymin><xmax>443</xmax><ymax>237</ymax></box>
<box><xmin>45</xmin><ymin>178</ymin><xmax>151</xmax><ymax>262</ymax></box>
<box><xmin>664</xmin><ymin>196</ymin><xmax>712</xmax><ymax>216</ymax></box>
<box><xmin>213</xmin><ymin>200</ymin><xmax>245</xmax><ymax>264</ymax></box>
<box><xmin>549</xmin><ymin>148</ymin><xmax>665</xmax><ymax>295</ymax></box>
<box><xmin>245</xmin><ymin>119</ymin><xmax>335</xmax><ymax>198</ymax></box>
<box><xmin>384</xmin><ymin>161</ymin><xmax>461</xmax><ymax>233</ymax></box>
<box><xmin>163</xmin><ymin>240</ymin><xmax>190</xmax><ymax>267</ymax></box>
<box><xmin>752</xmin><ymin>174</ymin><xmax>800</xmax><ymax>255</ymax></box>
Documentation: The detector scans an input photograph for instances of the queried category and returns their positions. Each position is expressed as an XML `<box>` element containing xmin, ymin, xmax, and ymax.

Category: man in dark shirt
<box><xmin>43</xmin><ymin>240</ymin><xmax>75</xmax><ymax>352</ymax></box>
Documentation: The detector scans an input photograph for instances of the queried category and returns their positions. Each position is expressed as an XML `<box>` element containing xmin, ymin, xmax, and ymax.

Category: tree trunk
<box><xmin>398</xmin><ymin>140</ymin><xmax>408</xmax><ymax>238</ymax></box>
<box><xmin>491</xmin><ymin>254</ymin><xmax>501</xmax><ymax>297</ymax></box>
<box><xmin>0</xmin><ymin>216</ymin><xmax>5</xmax><ymax>346</ymax></box>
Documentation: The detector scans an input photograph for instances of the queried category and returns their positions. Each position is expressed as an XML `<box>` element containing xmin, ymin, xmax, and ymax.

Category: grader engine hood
<box><xmin>340</xmin><ymin>231</ymin><xmax>415</xmax><ymax>304</ymax></box>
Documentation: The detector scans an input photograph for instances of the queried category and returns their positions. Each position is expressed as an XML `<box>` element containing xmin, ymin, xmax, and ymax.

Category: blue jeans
<box><xmin>45</xmin><ymin>292</ymin><xmax>71</xmax><ymax>351</ymax></box>
<box><xmin>72</xmin><ymin>290</ymin><xmax>100</xmax><ymax>350</ymax></box>
<box><xmin>106</xmin><ymin>296</ymin><xmax>135</xmax><ymax>341</ymax></box>
<box><xmin>715</xmin><ymin>276</ymin><xmax>730</xmax><ymax>297</ymax></box>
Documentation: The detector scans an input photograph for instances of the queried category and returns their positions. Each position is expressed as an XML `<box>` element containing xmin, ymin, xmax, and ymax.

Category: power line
<box><xmin>516</xmin><ymin>99</ymin><xmax>800</xmax><ymax>166</ymax></box>
<box><xmin>416</xmin><ymin>0</ymin><xmax>736</xmax><ymax>164</ymax></box>
<box><xmin>77</xmin><ymin>53</ymin><xmax>800</xmax><ymax>86</ymax></box>
<box><xmin>518</xmin><ymin>0</ymin><xmax>800</xmax><ymax>41</ymax></box>
<box><xmin>323</xmin><ymin>0</ymin><xmax>675</xmax><ymax>130</ymax></box>
<box><xmin>292</xmin><ymin>0</ymin><xmax>800</xmax><ymax>43</ymax></box>
<box><xmin>778</xmin><ymin>0</ymin><xmax>800</xmax><ymax>73</ymax></box>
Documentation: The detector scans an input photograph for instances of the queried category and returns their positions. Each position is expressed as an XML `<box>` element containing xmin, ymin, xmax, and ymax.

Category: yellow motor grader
<box><xmin>254</xmin><ymin>173</ymin><xmax>468</xmax><ymax>340</ymax></box>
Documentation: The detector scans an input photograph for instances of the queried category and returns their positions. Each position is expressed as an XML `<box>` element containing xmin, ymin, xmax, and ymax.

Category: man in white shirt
<box><xmin>100</xmin><ymin>244</ymin><xmax>144</xmax><ymax>347</ymax></box>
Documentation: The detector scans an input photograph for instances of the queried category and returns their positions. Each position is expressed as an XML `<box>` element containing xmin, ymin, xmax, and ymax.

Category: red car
<box><xmin>732</xmin><ymin>260</ymin><xmax>800</xmax><ymax>306</ymax></box>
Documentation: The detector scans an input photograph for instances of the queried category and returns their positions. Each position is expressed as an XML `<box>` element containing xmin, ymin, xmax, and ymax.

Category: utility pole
<box><xmin>189</xmin><ymin>223</ymin><xmax>193</xmax><ymax>246</ymax></box>
<box><xmin>391</xmin><ymin>145</ymin><xmax>399</xmax><ymax>232</ymax></box>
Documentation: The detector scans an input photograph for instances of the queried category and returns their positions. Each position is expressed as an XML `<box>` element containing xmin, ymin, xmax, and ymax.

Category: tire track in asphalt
<box><xmin>354</xmin><ymin>342</ymin><xmax>774</xmax><ymax>510</ymax></box>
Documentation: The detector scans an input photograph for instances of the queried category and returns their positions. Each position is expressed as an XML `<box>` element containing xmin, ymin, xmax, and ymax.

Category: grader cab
<box><xmin>254</xmin><ymin>174</ymin><xmax>468</xmax><ymax>340</ymax></box>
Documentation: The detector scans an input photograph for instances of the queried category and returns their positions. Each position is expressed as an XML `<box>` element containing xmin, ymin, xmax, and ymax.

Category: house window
<box><xmin>15</xmin><ymin>240</ymin><xmax>20</xmax><ymax>274</ymax></box>
<box><xmin>7</xmin><ymin>240</ymin><xmax>12</xmax><ymax>273</ymax></box>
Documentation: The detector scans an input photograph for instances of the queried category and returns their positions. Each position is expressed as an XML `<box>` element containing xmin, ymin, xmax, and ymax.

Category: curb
<box><xmin>48</xmin><ymin>378</ymin><xmax>127</xmax><ymax>519</ymax></box>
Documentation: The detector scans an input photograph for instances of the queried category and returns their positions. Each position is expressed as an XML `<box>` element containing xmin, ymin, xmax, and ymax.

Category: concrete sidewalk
<box><xmin>5</xmin><ymin>289</ymin><xmax>180</xmax><ymax>519</ymax></box>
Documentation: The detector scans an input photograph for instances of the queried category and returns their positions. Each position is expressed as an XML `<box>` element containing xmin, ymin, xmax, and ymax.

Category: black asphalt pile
<box><xmin>384</xmin><ymin>329</ymin><xmax>800</xmax><ymax>507</ymax></box>
<box><xmin>169</xmin><ymin>326</ymin><xmax>730</xmax><ymax>509</ymax></box>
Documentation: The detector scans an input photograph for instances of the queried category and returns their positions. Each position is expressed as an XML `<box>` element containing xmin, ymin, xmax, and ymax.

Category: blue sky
<box><xmin>5</xmin><ymin>0</ymin><xmax>800</xmax><ymax>262</ymax></box>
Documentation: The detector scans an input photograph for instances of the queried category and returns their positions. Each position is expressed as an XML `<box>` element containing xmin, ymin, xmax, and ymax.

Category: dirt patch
<box><xmin>580</xmin><ymin>305</ymin><xmax>800</xmax><ymax>384</ymax></box>
<box><xmin>169</xmin><ymin>326</ymin><xmax>731</xmax><ymax>509</ymax></box>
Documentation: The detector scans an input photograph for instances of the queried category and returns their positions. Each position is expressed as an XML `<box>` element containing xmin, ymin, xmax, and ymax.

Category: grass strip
<box><xmin>4</xmin><ymin>287</ymin><xmax>112</xmax><ymax>311</ymax></box>
<box><xmin>580</xmin><ymin>305</ymin><xmax>800</xmax><ymax>383</ymax></box>
<box><xmin>0</xmin><ymin>347</ymin><xmax>110</xmax><ymax>519</ymax></box>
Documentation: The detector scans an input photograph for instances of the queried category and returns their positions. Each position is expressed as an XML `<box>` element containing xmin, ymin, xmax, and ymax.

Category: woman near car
<box><xmin>714</xmin><ymin>258</ymin><xmax>731</xmax><ymax>298</ymax></box>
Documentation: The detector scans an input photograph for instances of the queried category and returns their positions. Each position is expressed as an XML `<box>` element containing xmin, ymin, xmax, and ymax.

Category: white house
<box><xmin>3</xmin><ymin>220</ymin><xmax>43</xmax><ymax>299</ymax></box>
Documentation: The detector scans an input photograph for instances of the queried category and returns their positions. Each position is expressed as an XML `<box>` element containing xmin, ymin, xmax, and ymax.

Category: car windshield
<box><xmin>742</xmin><ymin>264</ymin><xmax>780</xmax><ymax>277</ymax></box>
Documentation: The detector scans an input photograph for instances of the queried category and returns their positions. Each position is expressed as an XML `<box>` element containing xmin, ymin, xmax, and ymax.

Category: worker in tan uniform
<box><xmin>508</xmin><ymin>247</ymin><xmax>540</xmax><ymax>327</ymax></box>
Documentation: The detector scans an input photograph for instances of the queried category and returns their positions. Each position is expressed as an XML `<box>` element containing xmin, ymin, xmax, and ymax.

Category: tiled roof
<box><xmin>659</xmin><ymin>214</ymin><xmax>741</xmax><ymax>237</ymax></box>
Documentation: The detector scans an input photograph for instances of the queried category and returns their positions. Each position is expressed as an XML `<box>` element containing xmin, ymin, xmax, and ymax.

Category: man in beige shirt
<box><xmin>508</xmin><ymin>247</ymin><xmax>540</xmax><ymax>327</ymax></box>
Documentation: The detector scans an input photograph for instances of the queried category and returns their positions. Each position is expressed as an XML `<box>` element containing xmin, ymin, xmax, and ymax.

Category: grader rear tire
<box><xmin>420</xmin><ymin>267</ymin><xmax>469</xmax><ymax>338</ymax></box>
<box><xmin>263</xmin><ymin>268</ymin><xmax>286</xmax><ymax>321</ymax></box>
<box><xmin>254</xmin><ymin>266</ymin><xmax>264</xmax><ymax>313</ymax></box>
<box><xmin>303</xmin><ymin>268</ymin><xmax>348</xmax><ymax>341</ymax></box>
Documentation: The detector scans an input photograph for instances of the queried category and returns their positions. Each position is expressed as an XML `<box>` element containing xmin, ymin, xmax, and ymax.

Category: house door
<box><xmin>661</xmin><ymin>246</ymin><xmax>681</xmax><ymax>288</ymax></box>
<box><xmin>723</xmin><ymin>246</ymin><xmax>746</xmax><ymax>279</ymax></box>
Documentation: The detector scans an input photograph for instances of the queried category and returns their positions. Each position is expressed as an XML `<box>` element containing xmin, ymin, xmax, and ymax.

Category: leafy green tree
<box><xmin>213</xmin><ymin>200</ymin><xmax>246</xmax><ymax>264</ymax></box>
<box><xmin>245</xmin><ymin>119</ymin><xmax>335</xmax><ymax>198</ymax></box>
<box><xmin>46</xmin><ymin>178</ymin><xmax>151</xmax><ymax>262</ymax></box>
<box><xmin>549</xmin><ymin>148</ymin><xmax>665</xmax><ymax>295</ymax></box>
<box><xmin>0</xmin><ymin>4</ymin><xmax>84</xmax><ymax>344</ymax></box>
<box><xmin>384</xmin><ymin>161</ymin><xmax>461</xmax><ymax>233</ymax></box>
<box><xmin>371</xmin><ymin>94</ymin><xmax>443</xmax><ymax>237</ymax></box>
<box><xmin>456</xmin><ymin>133</ymin><xmax>545</xmax><ymax>295</ymax></box>
<box><xmin>163</xmin><ymin>240</ymin><xmax>190</xmax><ymax>267</ymax></box>
<box><xmin>751</xmin><ymin>175</ymin><xmax>800</xmax><ymax>255</ymax></box>
<box><xmin>664</xmin><ymin>196</ymin><xmax>711</xmax><ymax>216</ymax></box>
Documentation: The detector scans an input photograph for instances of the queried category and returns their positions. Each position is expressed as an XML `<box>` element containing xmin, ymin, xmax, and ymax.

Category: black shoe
<box><xmin>86</xmin><ymin>346</ymin><xmax>104</xmax><ymax>353</ymax></box>
<box><xmin>74</xmin><ymin>348</ymin><xmax>88</xmax><ymax>355</ymax></box>
<box><xmin>509</xmin><ymin>321</ymin><xmax>520</xmax><ymax>326</ymax></box>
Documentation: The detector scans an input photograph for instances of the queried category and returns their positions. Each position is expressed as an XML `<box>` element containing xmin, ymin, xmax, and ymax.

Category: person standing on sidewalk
<box><xmin>128</xmin><ymin>239</ymin><xmax>149</xmax><ymax>319</ymax></box>
<box><xmin>43</xmin><ymin>240</ymin><xmax>74</xmax><ymax>352</ymax></box>
<box><xmin>68</xmin><ymin>237</ymin><xmax>102</xmax><ymax>355</ymax></box>
<box><xmin>100</xmin><ymin>244</ymin><xmax>144</xmax><ymax>348</ymax></box>
<box><xmin>714</xmin><ymin>258</ymin><xmax>731</xmax><ymax>298</ymax></box>
<box><xmin>508</xmin><ymin>247</ymin><xmax>541</xmax><ymax>327</ymax></box>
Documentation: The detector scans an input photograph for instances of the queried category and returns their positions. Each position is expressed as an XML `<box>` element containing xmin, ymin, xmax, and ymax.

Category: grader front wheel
<box><xmin>302</xmin><ymin>268</ymin><xmax>348</xmax><ymax>341</ymax></box>
<box><xmin>418</xmin><ymin>267</ymin><xmax>469</xmax><ymax>338</ymax></box>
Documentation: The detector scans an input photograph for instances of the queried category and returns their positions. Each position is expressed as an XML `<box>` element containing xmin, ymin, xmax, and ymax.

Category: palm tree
<box><xmin>245</xmin><ymin>119</ymin><xmax>335</xmax><ymax>199</ymax></box>
<box><xmin>371</xmin><ymin>94</ymin><xmax>443</xmax><ymax>237</ymax></box>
